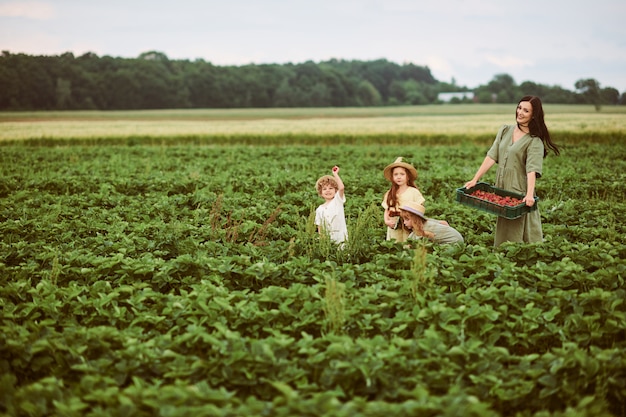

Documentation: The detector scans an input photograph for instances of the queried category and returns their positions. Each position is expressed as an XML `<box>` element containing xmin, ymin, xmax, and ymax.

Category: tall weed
<box><xmin>409</xmin><ymin>241</ymin><xmax>430</xmax><ymax>301</ymax></box>
<box><xmin>341</xmin><ymin>203</ymin><xmax>382</xmax><ymax>263</ymax></box>
<box><xmin>248</xmin><ymin>204</ymin><xmax>282</xmax><ymax>246</ymax></box>
<box><xmin>294</xmin><ymin>208</ymin><xmax>334</xmax><ymax>260</ymax></box>
<box><xmin>323</xmin><ymin>276</ymin><xmax>345</xmax><ymax>334</ymax></box>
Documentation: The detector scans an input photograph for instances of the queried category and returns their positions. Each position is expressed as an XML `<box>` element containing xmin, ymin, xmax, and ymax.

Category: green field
<box><xmin>1</xmin><ymin>106</ymin><xmax>626</xmax><ymax>416</ymax></box>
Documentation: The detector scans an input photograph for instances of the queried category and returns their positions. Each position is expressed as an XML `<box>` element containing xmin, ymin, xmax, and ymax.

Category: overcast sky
<box><xmin>1</xmin><ymin>0</ymin><xmax>625</xmax><ymax>93</ymax></box>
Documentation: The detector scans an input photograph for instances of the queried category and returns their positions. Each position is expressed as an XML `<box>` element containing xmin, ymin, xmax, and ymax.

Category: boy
<box><xmin>315</xmin><ymin>166</ymin><xmax>348</xmax><ymax>244</ymax></box>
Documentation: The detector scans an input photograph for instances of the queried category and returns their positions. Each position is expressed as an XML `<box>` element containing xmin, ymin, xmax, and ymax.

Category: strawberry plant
<box><xmin>1</xmin><ymin>137</ymin><xmax>625</xmax><ymax>416</ymax></box>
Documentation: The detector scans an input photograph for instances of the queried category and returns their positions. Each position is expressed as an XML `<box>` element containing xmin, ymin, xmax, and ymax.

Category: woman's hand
<box><xmin>464</xmin><ymin>179</ymin><xmax>478</xmax><ymax>189</ymax></box>
<box><xmin>524</xmin><ymin>194</ymin><xmax>535</xmax><ymax>206</ymax></box>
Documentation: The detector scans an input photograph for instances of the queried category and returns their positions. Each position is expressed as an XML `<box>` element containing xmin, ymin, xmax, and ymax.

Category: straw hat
<box><xmin>383</xmin><ymin>157</ymin><xmax>418</xmax><ymax>182</ymax></box>
<box><xmin>399</xmin><ymin>201</ymin><xmax>426</xmax><ymax>220</ymax></box>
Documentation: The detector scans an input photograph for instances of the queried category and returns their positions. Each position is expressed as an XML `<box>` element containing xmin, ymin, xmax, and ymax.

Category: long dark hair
<box><xmin>386</xmin><ymin>167</ymin><xmax>418</xmax><ymax>209</ymax></box>
<box><xmin>516</xmin><ymin>95</ymin><xmax>560</xmax><ymax>157</ymax></box>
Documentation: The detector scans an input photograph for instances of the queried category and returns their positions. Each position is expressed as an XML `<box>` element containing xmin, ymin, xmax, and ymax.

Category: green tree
<box><xmin>69</xmin><ymin>53</ymin><xmax>100</xmax><ymax>109</ymax></box>
<box><xmin>185</xmin><ymin>60</ymin><xmax>227</xmax><ymax>108</ymax></box>
<box><xmin>474</xmin><ymin>73</ymin><xmax>519</xmax><ymax>103</ymax></box>
<box><xmin>389</xmin><ymin>79</ymin><xmax>429</xmax><ymax>105</ymax></box>
<box><xmin>389</xmin><ymin>80</ymin><xmax>408</xmax><ymax>104</ymax></box>
<box><xmin>575</xmin><ymin>78</ymin><xmax>602</xmax><ymax>111</ymax></box>
<box><xmin>319</xmin><ymin>65</ymin><xmax>356</xmax><ymax>106</ymax></box>
<box><xmin>2</xmin><ymin>51</ymin><xmax>623</xmax><ymax>110</ymax></box>
<box><xmin>307</xmin><ymin>82</ymin><xmax>331</xmax><ymax>107</ymax></box>
<box><xmin>0</xmin><ymin>51</ymin><xmax>21</xmax><ymax>109</ymax></box>
<box><xmin>133</xmin><ymin>53</ymin><xmax>187</xmax><ymax>109</ymax></box>
<box><xmin>55</xmin><ymin>78</ymin><xmax>71</xmax><ymax>109</ymax></box>
<box><xmin>105</xmin><ymin>67</ymin><xmax>143</xmax><ymax>109</ymax></box>
<box><xmin>400</xmin><ymin>63</ymin><xmax>436</xmax><ymax>84</ymax></box>
<box><xmin>242</xmin><ymin>64</ymin><xmax>287</xmax><ymax>107</ymax></box>
<box><xmin>518</xmin><ymin>81</ymin><xmax>577</xmax><ymax>104</ymax></box>
<box><xmin>273</xmin><ymin>78</ymin><xmax>297</xmax><ymax>107</ymax></box>
<box><xmin>600</xmin><ymin>87</ymin><xmax>619</xmax><ymax>105</ymax></box>
<box><xmin>356</xmin><ymin>80</ymin><xmax>382</xmax><ymax>106</ymax></box>
<box><xmin>475</xmin><ymin>91</ymin><xmax>495</xmax><ymax>103</ymax></box>
<box><xmin>2</xmin><ymin>53</ymin><xmax>57</xmax><ymax>109</ymax></box>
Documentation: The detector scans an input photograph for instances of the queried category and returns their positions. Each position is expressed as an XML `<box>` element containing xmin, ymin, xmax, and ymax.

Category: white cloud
<box><xmin>0</xmin><ymin>0</ymin><xmax>624</xmax><ymax>92</ymax></box>
<box><xmin>0</xmin><ymin>1</ymin><xmax>55</xmax><ymax>20</ymax></box>
<box><xmin>484</xmin><ymin>55</ymin><xmax>533</xmax><ymax>71</ymax></box>
<box><xmin>423</xmin><ymin>55</ymin><xmax>455</xmax><ymax>82</ymax></box>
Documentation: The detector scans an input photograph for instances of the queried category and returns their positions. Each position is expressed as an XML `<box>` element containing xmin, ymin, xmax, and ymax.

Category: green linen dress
<box><xmin>486</xmin><ymin>124</ymin><xmax>544</xmax><ymax>246</ymax></box>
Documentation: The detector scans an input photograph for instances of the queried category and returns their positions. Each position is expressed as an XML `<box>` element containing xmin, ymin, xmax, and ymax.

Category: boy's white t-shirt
<box><xmin>315</xmin><ymin>191</ymin><xmax>348</xmax><ymax>243</ymax></box>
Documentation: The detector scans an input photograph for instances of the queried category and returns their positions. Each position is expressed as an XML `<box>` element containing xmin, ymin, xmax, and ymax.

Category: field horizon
<box><xmin>1</xmin><ymin>104</ymin><xmax>625</xmax><ymax>143</ymax></box>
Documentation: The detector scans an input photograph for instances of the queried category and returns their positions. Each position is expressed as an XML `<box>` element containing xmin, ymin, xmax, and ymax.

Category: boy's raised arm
<box><xmin>332</xmin><ymin>166</ymin><xmax>345</xmax><ymax>198</ymax></box>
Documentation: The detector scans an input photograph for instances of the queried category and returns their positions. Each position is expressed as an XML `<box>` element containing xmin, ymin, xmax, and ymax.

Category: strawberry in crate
<box><xmin>469</xmin><ymin>189</ymin><xmax>523</xmax><ymax>207</ymax></box>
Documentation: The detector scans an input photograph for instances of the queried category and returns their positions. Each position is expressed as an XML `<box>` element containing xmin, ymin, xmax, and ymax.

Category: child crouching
<box><xmin>399</xmin><ymin>201</ymin><xmax>463</xmax><ymax>244</ymax></box>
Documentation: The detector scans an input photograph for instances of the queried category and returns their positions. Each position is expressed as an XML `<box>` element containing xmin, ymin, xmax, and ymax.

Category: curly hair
<box><xmin>316</xmin><ymin>176</ymin><xmax>338</xmax><ymax>196</ymax></box>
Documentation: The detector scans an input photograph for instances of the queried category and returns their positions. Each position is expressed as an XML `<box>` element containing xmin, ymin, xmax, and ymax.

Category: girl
<box><xmin>381</xmin><ymin>157</ymin><xmax>425</xmax><ymax>242</ymax></box>
<box><xmin>399</xmin><ymin>201</ymin><xmax>464</xmax><ymax>244</ymax></box>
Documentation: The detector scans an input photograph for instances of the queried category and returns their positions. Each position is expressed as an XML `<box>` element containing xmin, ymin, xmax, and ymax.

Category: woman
<box><xmin>465</xmin><ymin>95</ymin><xmax>560</xmax><ymax>246</ymax></box>
<box><xmin>381</xmin><ymin>157</ymin><xmax>425</xmax><ymax>242</ymax></box>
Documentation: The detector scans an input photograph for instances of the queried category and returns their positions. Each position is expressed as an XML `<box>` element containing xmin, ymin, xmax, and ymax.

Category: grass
<box><xmin>1</xmin><ymin>104</ymin><xmax>625</xmax><ymax>142</ymax></box>
<box><xmin>2</xmin><ymin>104</ymin><xmax>626</xmax><ymax>121</ymax></box>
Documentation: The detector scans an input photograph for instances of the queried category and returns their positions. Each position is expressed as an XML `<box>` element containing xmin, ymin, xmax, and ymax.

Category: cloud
<box><xmin>423</xmin><ymin>56</ymin><xmax>455</xmax><ymax>82</ymax></box>
<box><xmin>0</xmin><ymin>0</ymin><xmax>624</xmax><ymax>91</ymax></box>
<box><xmin>0</xmin><ymin>1</ymin><xmax>55</xmax><ymax>20</ymax></box>
<box><xmin>484</xmin><ymin>55</ymin><xmax>533</xmax><ymax>71</ymax></box>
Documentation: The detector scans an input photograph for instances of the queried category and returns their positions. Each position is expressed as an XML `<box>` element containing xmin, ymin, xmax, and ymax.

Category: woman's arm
<box><xmin>465</xmin><ymin>156</ymin><xmax>496</xmax><ymax>189</ymax></box>
<box><xmin>525</xmin><ymin>172</ymin><xmax>537</xmax><ymax>206</ymax></box>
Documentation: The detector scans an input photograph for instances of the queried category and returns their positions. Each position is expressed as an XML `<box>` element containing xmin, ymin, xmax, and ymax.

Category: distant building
<box><xmin>437</xmin><ymin>92</ymin><xmax>475</xmax><ymax>103</ymax></box>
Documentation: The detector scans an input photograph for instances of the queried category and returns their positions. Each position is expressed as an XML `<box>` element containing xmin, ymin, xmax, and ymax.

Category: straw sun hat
<box><xmin>383</xmin><ymin>157</ymin><xmax>418</xmax><ymax>182</ymax></box>
<box><xmin>399</xmin><ymin>201</ymin><xmax>427</xmax><ymax>220</ymax></box>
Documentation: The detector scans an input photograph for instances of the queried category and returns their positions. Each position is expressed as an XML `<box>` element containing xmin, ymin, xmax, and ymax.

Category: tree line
<box><xmin>0</xmin><ymin>50</ymin><xmax>623</xmax><ymax>111</ymax></box>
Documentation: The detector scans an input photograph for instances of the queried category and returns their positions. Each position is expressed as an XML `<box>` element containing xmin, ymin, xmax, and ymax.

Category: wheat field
<box><xmin>1</xmin><ymin>105</ymin><xmax>625</xmax><ymax>141</ymax></box>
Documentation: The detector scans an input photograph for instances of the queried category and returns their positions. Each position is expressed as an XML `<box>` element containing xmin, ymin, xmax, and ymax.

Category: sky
<box><xmin>1</xmin><ymin>0</ymin><xmax>626</xmax><ymax>93</ymax></box>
